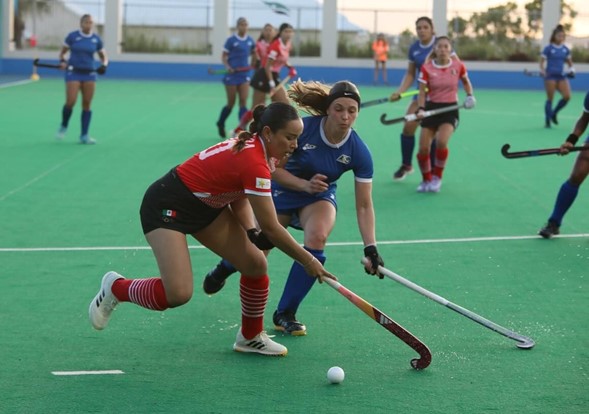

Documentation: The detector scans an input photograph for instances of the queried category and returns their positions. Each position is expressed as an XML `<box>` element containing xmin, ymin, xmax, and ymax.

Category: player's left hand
<box><xmin>363</xmin><ymin>245</ymin><xmax>384</xmax><ymax>279</ymax></box>
<box><xmin>96</xmin><ymin>64</ymin><xmax>107</xmax><ymax>75</ymax></box>
<box><xmin>464</xmin><ymin>95</ymin><xmax>476</xmax><ymax>109</ymax></box>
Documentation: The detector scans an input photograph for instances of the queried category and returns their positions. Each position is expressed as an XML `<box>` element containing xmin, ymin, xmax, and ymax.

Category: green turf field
<box><xmin>0</xmin><ymin>78</ymin><xmax>587</xmax><ymax>413</ymax></box>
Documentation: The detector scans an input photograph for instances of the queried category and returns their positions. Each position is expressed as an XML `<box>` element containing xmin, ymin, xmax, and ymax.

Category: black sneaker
<box><xmin>216</xmin><ymin>121</ymin><xmax>226</xmax><ymax>139</ymax></box>
<box><xmin>539</xmin><ymin>221</ymin><xmax>560</xmax><ymax>239</ymax></box>
<box><xmin>203</xmin><ymin>261</ymin><xmax>236</xmax><ymax>294</ymax></box>
<box><xmin>392</xmin><ymin>165</ymin><xmax>414</xmax><ymax>181</ymax></box>
<box><xmin>551</xmin><ymin>112</ymin><xmax>559</xmax><ymax>125</ymax></box>
<box><xmin>273</xmin><ymin>310</ymin><xmax>307</xmax><ymax>336</ymax></box>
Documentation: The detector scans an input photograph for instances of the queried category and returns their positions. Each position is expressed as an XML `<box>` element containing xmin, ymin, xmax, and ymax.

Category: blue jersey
<box><xmin>584</xmin><ymin>91</ymin><xmax>589</xmax><ymax>113</ymax></box>
<box><xmin>542</xmin><ymin>44</ymin><xmax>571</xmax><ymax>76</ymax></box>
<box><xmin>223</xmin><ymin>33</ymin><xmax>255</xmax><ymax>70</ymax></box>
<box><xmin>64</xmin><ymin>30</ymin><xmax>104</xmax><ymax>71</ymax></box>
<box><xmin>408</xmin><ymin>37</ymin><xmax>436</xmax><ymax>77</ymax></box>
<box><xmin>273</xmin><ymin>116</ymin><xmax>373</xmax><ymax>207</ymax></box>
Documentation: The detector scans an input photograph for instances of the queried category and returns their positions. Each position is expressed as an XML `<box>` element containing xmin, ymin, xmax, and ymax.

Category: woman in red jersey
<box><xmin>415</xmin><ymin>36</ymin><xmax>475</xmax><ymax>193</ymax></box>
<box><xmin>88</xmin><ymin>102</ymin><xmax>334</xmax><ymax>357</ymax></box>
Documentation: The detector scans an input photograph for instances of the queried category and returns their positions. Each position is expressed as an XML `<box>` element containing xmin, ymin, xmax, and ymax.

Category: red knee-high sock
<box><xmin>237</xmin><ymin>110</ymin><xmax>253</xmax><ymax>130</ymax></box>
<box><xmin>240</xmin><ymin>275</ymin><xmax>269</xmax><ymax>339</ymax></box>
<box><xmin>416</xmin><ymin>152</ymin><xmax>432</xmax><ymax>182</ymax></box>
<box><xmin>112</xmin><ymin>278</ymin><xmax>169</xmax><ymax>311</ymax></box>
<box><xmin>432</xmin><ymin>148</ymin><xmax>449</xmax><ymax>178</ymax></box>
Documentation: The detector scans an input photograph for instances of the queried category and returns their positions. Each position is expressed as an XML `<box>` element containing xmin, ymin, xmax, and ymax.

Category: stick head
<box><xmin>515</xmin><ymin>337</ymin><xmax>535</xmax><ymax>349</ymax></box>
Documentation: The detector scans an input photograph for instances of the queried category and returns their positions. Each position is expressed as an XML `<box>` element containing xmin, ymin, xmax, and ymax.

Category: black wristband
<box><xmin>566</xmin><ymin>133</ymin><xmax>579</xmax><ymax>146</ymax></box>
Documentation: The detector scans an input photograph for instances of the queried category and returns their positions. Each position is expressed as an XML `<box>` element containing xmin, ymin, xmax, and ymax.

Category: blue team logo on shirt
<box><xmin>336</xmin><ymin>154</ymin><xmax>351</xmax><ymax>164</ymax></box>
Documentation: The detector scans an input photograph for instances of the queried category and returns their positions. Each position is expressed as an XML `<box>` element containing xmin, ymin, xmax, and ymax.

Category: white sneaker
<box><xmin>56</xmin><ymin>126</ymin><xmax>67</xmax><ymax>140</ymax></box>
<box><xmin>429</xmin><ymin>176</ymin><xmax>442</xmax><ymax>193</ymax></box>
<box><xmin>233</xmin><ymin>329</ymin><xmax>288</xmax><ymax>356</ymax></box>
<box><xmin>80</xmin><ymin>134</ymin><xmax>96</xmax><ymax>145</ymax></box>
<box><xmin>89</xmin><ymin>271</ymin><xmax>124</xmax><ymax>330</ymax></box>
<box><xmin>416</xmin><ymin>181</ymin><xmax>431</xmax><ymax>193</ymax></box>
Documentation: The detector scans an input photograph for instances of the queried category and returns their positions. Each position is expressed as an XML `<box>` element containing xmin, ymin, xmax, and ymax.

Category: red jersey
<box><xmin>256</xmin><ymin>39</ymin><xmax>270</xmax><ymax>65</ymax></box>
<box><xmin>265</xmin><ymin>38</ymin><xmax>290</xmax><ymax>73</ymax></box>
<box><xmin>176</xmin><ymin>136</ymin><xmax>272</xmax><ymax>209</ymax></box>
<box><xmin>418</xmin><ymin>58</ymin><xmax>467</xmax><ymax>103</ymax></box>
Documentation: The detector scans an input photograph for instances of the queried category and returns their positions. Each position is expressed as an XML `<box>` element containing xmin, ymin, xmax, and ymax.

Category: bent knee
<box><xmin>165</xmin><ymin>289</ymin><xmax>193</xmax><ymax>308</ymax></box>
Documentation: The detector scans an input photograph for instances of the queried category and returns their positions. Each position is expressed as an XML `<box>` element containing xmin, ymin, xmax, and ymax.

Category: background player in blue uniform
<box><xmin>203</xmin><ymin>80</ymin><xmax>385</xmax><ymax>336</ymax></box>
<box><xmin>388</xmin><ymin>17</ymin><xmax>437</xmax><ymax>181</ymax></box>
<box><xmin>56</xmin><ymin>14</ymin><xmax>108</xmax><ymax>144</ymax></box>
<box><xmin>215</xmin><ymin>17</ymin><xmax>255</xmax><ymax>138</ymax></box>
<box><xmin>539</xmin><ymin>91</ymin><xmax>589</xmax><ymax>239</ymax></box>
<box><xmin>540</xmin><ymin>25</ymin><xmax>575</xmax><ymax>128</ymax></box>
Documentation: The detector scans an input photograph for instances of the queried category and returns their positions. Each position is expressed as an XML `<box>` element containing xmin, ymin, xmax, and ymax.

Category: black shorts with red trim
<box><xmin>420</xmin><ymin>101</ymin><xmax>460</xmax><ymax>130</ymax></box>
<box><xmin>140</xmin><ymin>168</ymin><xmax>224</xmax><ymax>235</ymax></box>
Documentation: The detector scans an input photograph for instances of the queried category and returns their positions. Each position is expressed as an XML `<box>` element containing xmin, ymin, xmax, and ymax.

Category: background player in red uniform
<box><xmin>88</xmin><ymin>102</ymin><xmax>334</xmax><ymax>356</ymax></box>
<box><xmin>415</xmin><ymin>36</ymin><xmax>475</xmax><ymax>193</ymax></box>
<box><xmin>235</xmin><ymin>23</ymin><xmax>296</xmax><ymax>134</ymax></box>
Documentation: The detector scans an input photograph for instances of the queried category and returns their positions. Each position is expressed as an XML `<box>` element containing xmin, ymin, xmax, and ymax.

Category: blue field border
<box><xmin>1</xmin><ymin>57</ymin><xmax>588</xmax><ymax>90</ymax></box>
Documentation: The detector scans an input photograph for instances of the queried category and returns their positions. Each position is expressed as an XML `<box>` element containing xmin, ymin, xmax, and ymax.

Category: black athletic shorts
<box><xmin>139</xmin><ymin>168</ymin><xmax>225</xmax><ymax>235</ymax></box>
<box><xmin>250</xmin><ymin>68</ymin><xmax>280</xmax><ymax>93</ymax></box>
<box><xmin>420</xmin><ymin>101</ymin><xmax>459</xmax><ymax>130</ymax></box>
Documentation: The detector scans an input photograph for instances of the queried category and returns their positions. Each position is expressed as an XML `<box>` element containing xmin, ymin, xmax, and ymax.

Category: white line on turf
<box><xmin>0</xmin><ymin>79</ymin><xmax>34</xmax><ymax>88</ymax></box>
<box><xmin>1</xmin><ymin>233</ymin><xmax>588</xmax><ymax>252</ymax></box>
<box><xmin>51</xmin><ymin>370</ymin><xmax>124</xmax><ymax>376</ymax></box>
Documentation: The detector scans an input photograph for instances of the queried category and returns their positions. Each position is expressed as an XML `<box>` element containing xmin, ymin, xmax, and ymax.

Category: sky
<box><xmin>336</xmin><ymin>0</ymin><xmax>589</xmax><ymax>37</ymax></box>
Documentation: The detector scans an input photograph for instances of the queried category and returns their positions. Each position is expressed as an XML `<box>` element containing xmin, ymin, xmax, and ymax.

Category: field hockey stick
<box><xmin>360</xmin><ymin>90</ymin><xmax>419</xmax><ymax>109</ymax></box>
<box><xmin>207</xmin><ymin>66</ymin><xmax>253</xmax><ymax>75</ymax></box>
<box><xmin>380</xmin><ymin>102</ymin><xmax>464</xmax><ymax>125</ymax></box>
<box><xmin>364</xmin><ymin>260</ymin><xmax>535</xmax><ymax>349</ymax></box>
<box><xmin>33</xmin><ymin>58</ymin><xmax>66</xmax><ymax>69</ymax></box>
<box><xmin>501</xmin><ymin>143</ymin><xmax>589</xmax><ymax>159</ymax></box>
<box><xmin>269</xmin><ymin>75</ymin><xmax>292</xmax><ymax>97</ymax></box>
<box><xmin>322</xmin><ymin>276</ymin><xmax>432</xmax><ymax>370</ymax></box>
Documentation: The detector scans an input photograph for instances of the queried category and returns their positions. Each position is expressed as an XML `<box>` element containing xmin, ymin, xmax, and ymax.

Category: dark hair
<box><xmin>258</xmin><ymin>23</ymin><xmax>273</xmax><ymax>42</ymax></box>
<box><xmin>80</xmin><ymin>14</ymin><xmax>91</xmax><ymax>24</ymax></box>
<box><xmin>550</xmin><ymin>24</ymin><xmax>565</xmax><ymax>43</ymax></box>
<box><xmin>273</xmin><ymin>23</ymin><xmax>293</xmax><ymax>41</ymax></box>
<box><xmin>415</xmin><ymin>16</ymin><xmax>434</xmax><ymax>29</ymax></box>
<box><xmin>233</xmin><ymin>102</ymin><xmax>300</xmax><ymax>151</ymax></box>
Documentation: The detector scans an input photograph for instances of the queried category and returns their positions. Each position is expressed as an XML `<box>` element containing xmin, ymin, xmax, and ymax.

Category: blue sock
<box><xmin>81</xmin><ymin>110</ymin><xmax>92</xmax><ymax>136</ymax></box>
<box><xmin>553</xmin><ymin>99</ymin><xmax>568</xmax><ymax>115</ymax></box>
<box><xmin>61</xmin><ymin>105</ymin><xmax>73</xmax><ymax>128</ymax></box>
<box><xmin>220</xmin><ymin>258</ymin><xmax>236</xmax><ymax>274</ymax></box>
<box><xmin>277</xmin><ymin>247</ymin><xmax>326</xmax><ymax>314</ymax></box>
<box><xmin>217</xmin><ymin>106</ymin><xmax>231</xmax><ymax>125</ymax></box>
<box><xmin>238</xmin><ymin>106</ymin><xmax>247</xmax><ymax>120</ymax></box>
<box><xmin>549</xmin><ymin>180</ymin><xmax>579</xmax><ymax>226</ymax></box>
<box><xmin>544</xmin><ymin>100</ymin><xmax>552</xmax><ymax>119</ymax></box>
<box><xmin>400</xmin><ymin>134</ymin><xmax>415</xmax><ymax>166</ymax></box>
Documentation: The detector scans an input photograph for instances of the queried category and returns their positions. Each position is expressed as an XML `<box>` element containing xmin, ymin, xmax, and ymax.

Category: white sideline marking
<box><xmin>0</xmin><ymin>79</ymin><xmax>34</xmax><ymax>88</ymax></box>
<box><xmin>1</xmin><ymin>233</ymin><xmax>588</xmax><ymax>253</ymax></box>
<box><xmin>52</xmin><ymin>370</ymin><xmax>124</xmax><ymax>376</ymax></box>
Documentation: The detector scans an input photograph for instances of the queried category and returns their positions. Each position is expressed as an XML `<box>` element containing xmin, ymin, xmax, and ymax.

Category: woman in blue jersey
<box><xmin>539</xmin><ymin>91</ymin><xmax>589</xmax><ymax>238</ymax></box>
<box><xmin>389</xmin><ymin>17</ymin><xmax>436</xmax><ymax>181</ymax></box>
<box><xmin>215</xmin><ymin>17</ymin><xmax>256</xmax><ymax>138</ymax></box>
<box><xmin>56</xmin><ymin>14</ymin><xmax>108</xmax><ymax>144</ymax></box>
<box><xmin>203</xmin><ymin>80</ymin><xmax>385</xmax><ymax>336</ymax></box>
<box><xmin>540</xmin><ymin>25</ymin><xmax>575</xmax><ymax>128</ymax></box>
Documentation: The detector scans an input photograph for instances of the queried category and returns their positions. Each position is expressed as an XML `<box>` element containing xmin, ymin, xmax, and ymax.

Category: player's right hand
<box><xmin>305</xmin><ymin>174</ymin><xmax>329</xmax><ymax>194</ymax></box>
<box><xmin>390</xmin><ymin>92</ymin><xmax>401</xmax><ymax>102</ymax></box>
<box><xmin>559</xmin><ymin>141</ymin><xmax>574</xmax><ymax>155</ymax></box>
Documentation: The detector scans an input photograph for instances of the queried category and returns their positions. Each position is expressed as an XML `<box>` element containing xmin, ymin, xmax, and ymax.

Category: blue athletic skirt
<box><xmin>65</xmin><ymin>69</ymin><xmax>97</xmax><ymax>82</ymax></box>
<box><xmin>273</xmin><ymin>186</ymin><xmax>338</xmax><ymax>230</ymax></box>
